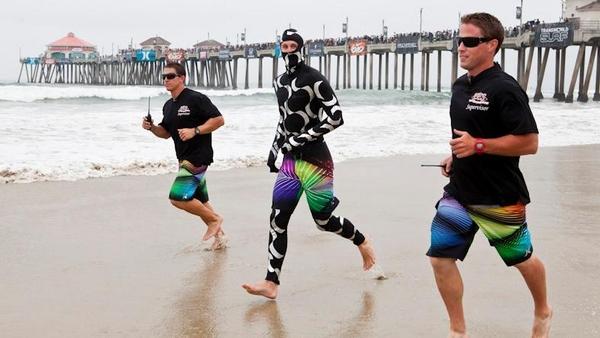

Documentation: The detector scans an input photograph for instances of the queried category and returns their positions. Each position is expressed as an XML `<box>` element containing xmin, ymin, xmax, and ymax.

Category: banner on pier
<box><xmin>245</xmin><ymin>46</ymin><xmax>258</xmax><ymax>58</ymax></box>
<box><xmin>307</xmin><ymin>41</ymin><xmax>324</xmax><ymax>56</ymax></box>
<box><xmin>273</xmin><ymin>42</ymin><xmax>281</xmax><ymax>57</ymax></box>
<box><xmin>395</xmin><ymin>36</ymin><xmax>419</xmax><ymax>54</ymax></box>
<box><xmin>199</xmin><ymin>51</ymin><xmax>208</xmax><ymax>60</ymax></box>
<box><xmin>166</xmin><ymin>50</ymin><xmax>185</xmax><ymax>63</ymax></box>
<box><xmin>219</xmin><ymin>49</ymin><xmax>231</xmax><ymax>60</ymax></box>
<box><xmin>534</xmin><ymin>23</ymin><xmax>573</xmax><ymax>48</ymax></box>
<box><xmin>348</xmin><ymin>39</ymin><xmax>368</xmax><ymax>56</ymax></box>
<box><xmin>135</xmin><ymin>49</ymin><xmax>156</xmax><ymax>62</ymax></box>
<box><xmin>24</xmin><ymin>57</ymin><xmax>40</xmax><ymax>65</ymax></box>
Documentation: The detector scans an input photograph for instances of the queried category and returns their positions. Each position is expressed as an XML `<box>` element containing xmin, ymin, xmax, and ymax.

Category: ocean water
<box><xmin>0</xmin><ymin>83</ymin><xmax>598</xmax><ymax>184</ymax></box>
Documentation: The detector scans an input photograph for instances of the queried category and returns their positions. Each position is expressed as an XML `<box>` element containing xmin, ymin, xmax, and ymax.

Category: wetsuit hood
<box><xmin>281</xmin><ymin>28</ymin><xmax>305</xmax><ymax>73</ymax></box>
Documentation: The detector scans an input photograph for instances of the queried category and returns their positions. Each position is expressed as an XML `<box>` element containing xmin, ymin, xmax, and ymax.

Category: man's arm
<box><xmin>197</xmin><ymin>116</ymin><xmax>225</xmax><ymax>134</ymax></box>
<box><xmin>150</xmin><ymin>125</ymin><xmax>171</xmax><ymax>139</ymax></box>
<box><xmin>483</xmin><ymin>133</ymin><xmax>538</xmax><ymax>156</ymax></box>
<box><xmin>450</xmin><ymin>129</ymin><xmax>538</xmax><ymax>158</ymax></box>
<box><xmin>267</xmin><ymin>79</ymin><xmax>286</xmax><ymax>172</ymax></box>
<box><xmin>177</xmin><ymin>116</ymin><xmax>225</xmax><ymax>141</ymax></box>
<box><xmin>440</xmin><ymin>155</ymin><xmax>453</xmax><ymax>177</ymax></box>
<box><xmin>267</xmin><ymin>114</ymin><xmax>285</xmax><ymax>172</ymax></box>
<box><xmin>142</xmin><ymin>117</ymin><xmax>171</xmax><ymax>139</ymax></box>
<box><xmin>281</xmin><ymin>79</ymin><xmax>343</xmax><ymax>153</ymax></box>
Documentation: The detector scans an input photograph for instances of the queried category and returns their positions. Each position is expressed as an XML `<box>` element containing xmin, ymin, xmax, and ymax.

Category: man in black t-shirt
<box><xmin>426</xmin><ymin>13</ymin><xmax>552</xmax><ymax>338</ymax></box>
<box><xmin>142</xmin><ymin>62</ymin><xmax>227</xmax><ymax>250</ymax></box>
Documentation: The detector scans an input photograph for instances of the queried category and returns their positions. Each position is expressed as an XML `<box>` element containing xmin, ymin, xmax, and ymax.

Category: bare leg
<box><xmin>170</xmin><ymin>199</ymin><xmax>223</xmax><ymax>240</ymax></box>
<box><xmin>203</xmin><ymin>201</ymin><xmax>228</xmax><ymax>250</ymax></box>
<box><xmin>358</xmin><ymin>238</ymin><xmax>376</xmax><ymax>271</ymax></box>
<box><xmin>514</xmin><ymin>255</ymin><xmax>552</xmax><ymax>338</ymax></box>
<box><xmin>242</xmin><ymin>280</ymin><xmax>279</xmax><ymax>299</ymax></box>
<box><xmin>430</xmin><ymin>257</ymin><xmax>467</xmax><ymax>336</ymax></box>
<box><xmin>204</xmin><ymin>201</ymin><xmax>225</xmax><ymax>236</ymax></box>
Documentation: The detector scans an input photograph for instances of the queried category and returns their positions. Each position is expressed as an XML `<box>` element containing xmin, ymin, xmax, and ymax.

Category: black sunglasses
<box><xmin>161</xmin><ymin>73</ymin><xmax>179</xmax><ymax>80</ymax></box>
<box><xmin>457</xmin><ymin>37</ymin><xmax>493</xmax><ymax>48</ymax></box>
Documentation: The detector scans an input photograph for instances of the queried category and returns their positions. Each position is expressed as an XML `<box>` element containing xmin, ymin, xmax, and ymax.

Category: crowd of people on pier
<box><xmin>42</xmin><ymin>19</ymin><xmax>546</xmax><ymax>63</ymax></box>
<box><xmin>505</xmin><ymin>19</ymin><xmax>542</xmax><ymax>37</ymax></box>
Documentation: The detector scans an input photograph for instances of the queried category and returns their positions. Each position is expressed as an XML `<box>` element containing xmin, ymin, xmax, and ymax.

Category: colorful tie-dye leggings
<box><xmin>266</xmin><ymin>154</ymin><xmax>366</xmax><ymax>284</ymax></box>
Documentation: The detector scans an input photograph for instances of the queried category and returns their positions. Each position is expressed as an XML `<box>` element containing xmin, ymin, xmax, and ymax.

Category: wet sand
<box><xmin>1</xmin><ymin>145</ymin><xmax>599</xmax><ymax>337</ymax></box>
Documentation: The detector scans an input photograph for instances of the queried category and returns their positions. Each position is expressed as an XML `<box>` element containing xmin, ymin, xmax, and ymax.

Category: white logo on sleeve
<box><xmin>466</xmin><ymin>92</ymin><xmax>490</xmax><ymax>111</ymax></box>
<box><xmin>177</xmin><ymin>105</ymin><xmax>191</xmax><ymax>116</ymax></box>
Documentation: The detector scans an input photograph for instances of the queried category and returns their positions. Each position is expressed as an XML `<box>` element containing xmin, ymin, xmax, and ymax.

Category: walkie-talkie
<box><xmin>145</xmin><ymin>96</ymin><xmax>153</xmax><ymax>124</ymax></box>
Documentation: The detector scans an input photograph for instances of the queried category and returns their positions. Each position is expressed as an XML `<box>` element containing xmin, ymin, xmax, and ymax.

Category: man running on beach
<box><xmin>426</xmin><ymin>13</ymin><xmax>552</xmax><ymax>338</ymax></box>
<box><xmin>242</xmin><ymin>29</ymin><xmax>377</xmax><ymax>299</ymax></box>
<box><xmin>142</xmin><ymin>62</ymin><xmax>227</xmax><ymax>250</ymax></box>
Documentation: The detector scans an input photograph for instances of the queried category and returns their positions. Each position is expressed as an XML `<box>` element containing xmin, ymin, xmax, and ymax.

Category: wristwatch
<box><xmin>474</xmin><ymin>138</ymin><xmax>485</xmax><ymax>155</ymax></box>
<box><xmin>194</xmin><ymin>126</ymin><xmax>201</xmax><ymax>135</ymax></box>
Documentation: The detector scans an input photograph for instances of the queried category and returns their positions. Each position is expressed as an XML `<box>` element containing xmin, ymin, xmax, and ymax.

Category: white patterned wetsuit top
<box><xmin>264</xmin><ymin>29</ymin><xmax>366</xmax><ymax>285</ymax></box>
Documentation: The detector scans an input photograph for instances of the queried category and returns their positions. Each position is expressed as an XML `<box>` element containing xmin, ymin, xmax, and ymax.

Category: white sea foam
<box><xmin>0</xmin><ymin>85</ymin><xmax>598</xmax><ymax>183</ymax></box>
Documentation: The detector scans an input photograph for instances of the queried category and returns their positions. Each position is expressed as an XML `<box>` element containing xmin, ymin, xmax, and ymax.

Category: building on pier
<box><xmin>45</xmin><ymin>32</ymin><xmax>97</xmax><ymax>62</ymax></box>
<box><xmin>194</xmin><ymin>40</ymin><xmax>226</xmax><ymax>52</ymax></box>
<box><xmin>139</xmin><ymin>36</ymin><xmax>171</xmax><ymax>53</ymax></box>
<box><xmin>17</xmin><ymin>3</ymin><xmax>600</xmax><ymax>103</ymax></box>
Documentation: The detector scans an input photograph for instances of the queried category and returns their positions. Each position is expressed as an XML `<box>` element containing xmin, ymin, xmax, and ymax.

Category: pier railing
<box><xmin>17</xmin><ymin>25</ymin><xmax>600</xmax><ymax>103</ymax></box>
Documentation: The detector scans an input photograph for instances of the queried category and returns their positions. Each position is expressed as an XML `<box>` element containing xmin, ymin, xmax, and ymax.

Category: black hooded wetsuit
<box><xmin>265</xmin><ymin>29</ymin><xmax>366</xmax><ymax>285</ymax></box>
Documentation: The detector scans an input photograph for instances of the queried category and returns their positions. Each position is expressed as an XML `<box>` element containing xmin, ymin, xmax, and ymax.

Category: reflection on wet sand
<box><xmin>171</xmin><ymin>250</ymin><xmax>228</xmax><ymax>337</ymax></box>
<box><xmin>330</xmin><ymin>292</ymin><xmax>375</xmax><ymax>337</ymax></box>
<box><xmin>241</xmin><ymin>291</ymin><xmax>375</xmax><ymax>338</ymax></box>
<box><xmin>245</xmin><ymin>301</ymin><xmax>287</xmax><ymax>338</ymax></box>
<box><xmin>3</xmin><ymin>146</ymin><xmax>599</xmax><ymax>337</ymax></box>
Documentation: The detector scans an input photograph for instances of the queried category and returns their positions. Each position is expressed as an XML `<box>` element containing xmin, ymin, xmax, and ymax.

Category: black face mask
<box><xmin>281</xmin><ymin>28</ymin><xmax>304</xmax><ymax>72</ymax></box>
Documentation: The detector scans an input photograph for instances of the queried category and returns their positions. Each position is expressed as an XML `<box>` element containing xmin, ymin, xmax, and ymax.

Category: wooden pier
<box><xmin>18</xmin><ymin>21</ymin><xmax>600</xmax><ymax>103</ymax></box>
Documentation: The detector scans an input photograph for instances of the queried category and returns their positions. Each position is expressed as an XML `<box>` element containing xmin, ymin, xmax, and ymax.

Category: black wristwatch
<box><xmin>194</xmin><ymin>126</ymin><xmax>201</xmax><ymax>135</ymax></box>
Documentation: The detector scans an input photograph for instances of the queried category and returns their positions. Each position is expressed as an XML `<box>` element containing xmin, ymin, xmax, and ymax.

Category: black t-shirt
<box><xmin>159</xmin><ymin>88</ymin><xmax>222</xmax><ymax>166</ymax></box>
<box><xmin>444</xmin><ymin>63</ymin><xmax>539</xmax><ymax>206</ymax></box>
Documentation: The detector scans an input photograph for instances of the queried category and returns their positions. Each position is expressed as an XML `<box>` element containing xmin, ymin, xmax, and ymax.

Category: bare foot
<box><xmin>202</xmin><ymin>215</ymin><xmax>223</xmax><ymax>241</ymax></box>
<box><xmin>209</xmin><ymin>230</ymin><xmax>228</xmax><ymax>251</ymax></box>
<box><xmin>358</xmin><ymin>238</ymin><xmax>376</xmax><ymax>271</ymax></box>
<box><xmin>242</xmin><ymin>280</ymin><xmax>278</xmax><ymax>299</ymax></box>
<box><xmin>532</xmin><ymin>307</ymin><xmax>552</xmax><ymax>338</ymax></box>
<box><xmin>448</xmin><ymin>331</ymin><xmax>468</xmax><ymax>338</ymax></box>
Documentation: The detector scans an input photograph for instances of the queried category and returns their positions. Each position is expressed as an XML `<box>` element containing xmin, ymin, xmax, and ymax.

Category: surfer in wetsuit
<box><xmin>242</xmin><ymin>29</ymin><xmax>377</xmax><ymax>299</ymax></box>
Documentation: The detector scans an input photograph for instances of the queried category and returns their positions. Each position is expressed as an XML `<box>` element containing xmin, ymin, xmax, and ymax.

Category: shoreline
<box><xmin>2</xmin><ymin>143</ymin><xmax>599</xmax><ymax>185</ymax></box>
<box><xmin>1</xmin><ymin>144</ymin><xmax>599</xmax><ymax>337</ymax></box>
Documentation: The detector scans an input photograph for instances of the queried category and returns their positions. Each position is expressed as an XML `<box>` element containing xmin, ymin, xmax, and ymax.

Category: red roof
<box><xmin>48</xmin><ymin>32</ymin><xmax>95</xmax><ymax>48</ymax></box>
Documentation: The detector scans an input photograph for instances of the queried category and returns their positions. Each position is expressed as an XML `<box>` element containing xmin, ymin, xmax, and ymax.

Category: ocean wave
<box><xmin>3</xmin><ymin>141</ymin><xmax>600</xmax><ymax>184</ymax></box>
<box><xmin>0</xmin><ymin>156</ymin><xmax>268</xmax><ymax>184</ymax></box>
<box><xmin>1</xmin><ymin>85</ymin><xmax>598</xmax><ymax>184</ymax></box>
<box><xmin>0</xmin><ymin>84</ymin><xmax>274</xmax><ymax>102</ymax></box>
<box><xmin>0</xmin><ymin>83</ymin><xmax>449</xmax><ymax>104</ymax></box>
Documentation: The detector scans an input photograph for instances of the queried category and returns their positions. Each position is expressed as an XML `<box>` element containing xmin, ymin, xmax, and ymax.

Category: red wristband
<box><xmin>474</xmin><ymin>138</ymin><xmax>485</xmax><ymax>155</ymax></box>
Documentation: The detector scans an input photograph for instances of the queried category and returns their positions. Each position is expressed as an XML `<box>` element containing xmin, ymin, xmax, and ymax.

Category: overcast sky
<box><xmin>0</xmin><ymin>0</ymin><xmax>564</xmax><ymax>82</ymax></box>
